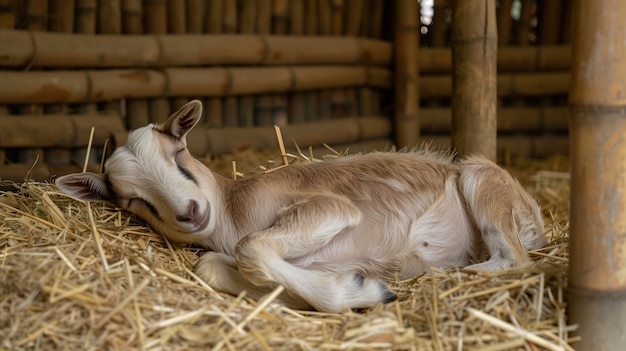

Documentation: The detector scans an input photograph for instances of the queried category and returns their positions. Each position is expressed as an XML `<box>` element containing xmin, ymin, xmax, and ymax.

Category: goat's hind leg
<box><xmin>458</xmin><ymin>155</ymin><xmax>545</xmax><ymax>271</ymax></box>
<box><xmin>234</xmin><ymin>193</ymin><xmax>397</xmax><ymax>312</ymax></box>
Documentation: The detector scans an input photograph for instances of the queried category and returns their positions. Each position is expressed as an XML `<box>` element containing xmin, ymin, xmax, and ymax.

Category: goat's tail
<box><xmin>457</xmin><ymin>155</ymin><xmax>546</xmax><ymax>271</ymax></box>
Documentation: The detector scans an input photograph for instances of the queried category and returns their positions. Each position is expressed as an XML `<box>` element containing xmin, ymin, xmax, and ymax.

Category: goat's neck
<box><xmin>197</xmin><ymin>169</ymin><xmax>278</xmax><ymax>255</ymax></box>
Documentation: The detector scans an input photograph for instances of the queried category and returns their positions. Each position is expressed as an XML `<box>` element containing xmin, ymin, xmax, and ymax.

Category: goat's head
<box><xmin>55</xmin><ymin>100</ymin><xmax>219</xmax><ymax>243</ymax></box>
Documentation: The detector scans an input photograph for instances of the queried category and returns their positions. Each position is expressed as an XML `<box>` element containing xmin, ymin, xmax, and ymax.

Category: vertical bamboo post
<box><xmin>394</xmin><ymin>0</ymin><xmax>420</xmax><ymax>148</ymax></box>
<box><xmin>0</xmin><ymin>0</ymin><xmax>15</xmax><ymax>28</ymax></box>
<box><xmin>430</xmin><ymin>0</ymin><xmax>448</xmax><ymax>47</ymax></box>
<box><xmin>19</xmin><ymin>0</ymin><xmax>48</xmax><ymax>166</ymax></box>
<box><xmin>46</xmin><ymin>0</ymin><xmax>75</xmax><ymax>169</ymax></box>
<box><xmin>0</xmin><ymin>0</ymin><xmax>14</xmax><ymax>165</ymax></box>
<box><xmin>514</xmin><ymin>0</ymin><xmax>533</xmax><ymax>45</ymax></box>
<box><xmin>98</xmin><ymin>0</ymin><xmax>122</xmax><ymax>114</ymax></box>
<box><xmin>254</xmin><ymin>0</ymin><xmax>273</xmax><ymax>126</ymax></box>
<box><xmin>23</xmin><ymin>0</ymin><xmax>48</xmax><ymax>31</ymax></box>
<box><xmin>272</xmin><ymin>0</ymin><xmax>288</xmax><ymax>126</ymax></box>
<box><xmin>186</xmin><ymin>0</ymin><xmax>204</xmax><ymax>33</ymax></box>
<box><xmin>49</xmin><ymin>0</ymin><xmax>74</xmax><ymax>32</ymax></box>
<box><xmin>317</xmin><ymin>0</ymin><xmax>333</xmax><ymax>121</ymax></box>
<box><xmin>238</xmin><ymin>0</ymin><xmax>256</xmax><ymax>127</ymax></box>
<box><xmin>205</xmin><ymin>0</ymin><xmax>224</xmax><ymax>128</ymax></box>
<box><xmin>568</xmin><ymin>1</ymin><xmax>626</xmax><ymax>350</ymax></box>
<box><xmin>368</xmin><ymin>0</ymin><xmax>383</xmax><ymax>116</ymax></box>
<box><xmin>331</xmin><ymin>0</ymin><xmax>348</xmax><ymax>120</ymax></box>
<box><xmin>122</xmin><ymin>0</ymin><xmax>150</xmax><ymax>130</ymax></box>
<box><xmin>497</xmin><ymin>0</ymin><xmax>513</xmax><ymax>46</ymax></box>
<box><xmin>222</xmin><ymin>0</ymin><xmax>238</xmax><ymax>127</ymax></box>
<box><xmin>143</xmin><ymin>0</ymin><xmax>171</xmax><ymax>123</ymax></box>
<box><xmin>98</xmin><ymin>0</ymin><xmax>121</xmax><ymax>34</ymax></box>
<box><xmin>450</xmin><ymin>0</ymin><xmax>497</xmax><ymax>160</ymax></box>
<box><xmin>166</xmin><ymin>0</ymin><xmax>189</xmax><ymax>112</ymax></box>
<box><xmin>288</xmin><ymin>0</ymin><xmax>307</xmax><ymax>124</ymax></box>
<box><xmin>304</xmin><ymin>0</ymin><xmax>319</xmax><ymax>122</ymax></box>
<box><xmin>538</xmin><ymin>0</ymin><xmax>562</xmax><ymax>45</ymax></box>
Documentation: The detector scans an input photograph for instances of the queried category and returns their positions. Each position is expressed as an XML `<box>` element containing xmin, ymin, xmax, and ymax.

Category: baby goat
<box><xmin>56</xmin><ymin>100</ymin><xmax>546</xmax><ymax>312</ymax></box>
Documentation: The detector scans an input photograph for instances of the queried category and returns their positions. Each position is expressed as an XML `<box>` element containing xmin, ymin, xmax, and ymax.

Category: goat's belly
<box><xmin>288</xmin><ymin>180</ymin><xmax>476</xmax><ymax>280</ymax></box>
<box><xmin>398</xmin><ymin>178</ymin><xmax>477</xmax><ymax>279</ymax></box>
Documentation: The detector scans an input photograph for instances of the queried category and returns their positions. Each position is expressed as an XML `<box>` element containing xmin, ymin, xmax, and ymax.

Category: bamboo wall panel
<box><xmin>0</xmin><ymin>0</ymin><xmax>575</xmax><ymax>184</ymax></box>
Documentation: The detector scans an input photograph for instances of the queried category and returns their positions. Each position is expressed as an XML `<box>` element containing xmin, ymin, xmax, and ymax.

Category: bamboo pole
<box><xmin>23</xmin><ymin>0</ymin><xmax>48</xmax><ymax>31</ymax></box>
<box><xmin>418</xmin><ymin>106</ymin><xmax>568</xmax><ymax>133</ymax></box>
<box><xmin>271</xmin><ymin>0</ymin><xmax>289</xmax><ymax>126</ymax></box>
<box><xmin>98</xmin><ymin>0</ymin><xmax>121</xmax><ymax>34</ymax></box>
<box><xmin>122</xmin><ymin>0</ymin><xmax>143</xmax><ymax>34</ymax></box>
<box><xmin>290</xmin><ymin>0</ymin><xmax>304</xmax><ymax>35</ymax></box>
<box><xmin>122</xmin><ymin>0</ymin><xmax>150</xmax><ymax>130</ymax></box>
<box><xmin>0</xmin><ymin>0</ymin><xmax>15</xmax><ymax>28</ymax></box>
<box><xmin>514</xmin><ymin>0</ymin><xmax>533</xmax><ymax>45</ymax></box>
<box><xmin>451</xmin><ymin>0</ymin><xmax>498</xmax><ymax>160</ymax></box>
<box><xmin>305</xmin><ymin>0</ymin><xmax>318</xmax><ymax>36</ymax></box>
<box><xmin>568</xmin><ymin>1</ymin><xmax>626</xmax><ymax>350</ymax></box>
<box><xmin>430</xmin><ymin>0</ymin><xmax>448</xmax><ymax>47</ymax></box>
<box><xmin>538</xmin><ymin>0</ymin><xmax>562</xmax><ymax>45</ymax></box>
<box><xmin>420</xmin><ymin>72</ymin><xmax>569</xmax><ymax>98</ymax></box>
<box><xmin>288</xmin><ymin>0</ymin><xmax>306</xmax><ymax>123</ymax></box>
<box><xmin>73</xmin><ymin>0</ymin><xmax>98</xmax><ymax>170</ymax></box>
<box><xmin>0</xmin><ymin>66</ymin><xmax>570</xmax><ymax>103</ymax></box>
<box><xmin>203</xmin><ymin>0</ymin><xmax>223</xmax><ymax>128</ymax></box>
<box><xmin>253</xmin><ymin>0</ymin><xmax>272</xmax><ymax>127</ymax></box>
<box><xmin>143</xmin><ymin>0</ymin><xmax>170</xmax><ymax>123</ymax></box>
<box><xmin>394</xmin><ymin>0</ymin><xmax>420</xmax><ymax>148</ymax></box>
<box><xmin>49</xmin><ymin>0</ymin><xmax>74</xmax><ymax>32</ymax></box>
<box><xmin>75</xmin><ymin>0</ymin><xmax>96</xmax><ymax>35</ymax></box>
<box><xmin>0</xmin><ymin>112</ymin><xmax>124</xmax><ymax>148</ymax></box>
<box><xmin>238</xmin><ymin>0</ymin><xmax>256</xmax><ymax>127</ymax></box>
<box><xmin>318</xmin><ymin>0</ymin><xmax>332</xmax><ymax>35</ymax></box>
<box><xmin>419</xmin><ymin>134</ymin><xmax>569</xmax><ymax>159</ymax></box>
<box><xmin>184</xmin><ymin>116</ymin><xmax>392</xmax><ymax>156</ymax></box>
<box><xmin>46</xmin><ymin>0</ymin><xmax>75</xmax><ymax>169</ymax></box>
<box><xmin>497</xmin><ymin>0</ymin><xmax>513</xmax><ymax>46</ymax></box>
<box><xmin>167</xmin><ymin>0</ymin><xmax>186</xmax><ymax>34</ymax></box>
<box><xmin>0</xmin><ymin>164</ymin><xmax>53</xmax><ymax>183</ymax></box>
<box><xmin>0</xmin><ymin>29</ymin><xmax>392</xmax><ymax>67</ymax></box>
<box><xmin>165</xmin><ymin>0</ymin><xmax>190</xmax><ymax>115</ymax></box>
<box><xmin>0</xmin><ymin>66</ymin><xmax>387</xmax><ymax>104</ymax></box>
<box><xmin>304</xmin><ymin>0</ymin><xmax>320</xmax><ymax>122</ymax></box>
<box><xmin>418</xmin><ymin>45</ymin><xmax>570</xmax><ymax>74</ymax></box>
<box><xmin>185</xmin><ymin>0</ymin><xmax>204</xmax><ymax>33</ymax></box>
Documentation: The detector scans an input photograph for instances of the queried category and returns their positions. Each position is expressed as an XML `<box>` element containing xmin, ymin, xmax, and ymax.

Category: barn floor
<box><xmin>0</xmin><ymin>150</ymin><xmax>572</xmax><ymax>351</ymax></box>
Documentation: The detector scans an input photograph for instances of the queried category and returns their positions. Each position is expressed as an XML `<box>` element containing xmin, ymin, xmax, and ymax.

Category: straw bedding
<box><xmin>0</xmin><ymin>152</ymin><xmax>572</xmax><ymax>351</ymax></box>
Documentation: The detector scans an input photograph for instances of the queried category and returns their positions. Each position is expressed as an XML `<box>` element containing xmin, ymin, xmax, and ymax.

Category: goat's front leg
<box><xmin>234</xmin><ymin>193</ymin><xmax>397</xmax><ymax>312</ymax></box>
<box><xmin>195</xmin><ymin>252</ymin><xmax>313</xmax><ymax>310</ymax></box>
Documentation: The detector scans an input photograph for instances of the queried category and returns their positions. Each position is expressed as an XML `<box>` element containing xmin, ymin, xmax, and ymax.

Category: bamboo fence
<box><xmin>0</xmin><ymin>1</ymin><xmax>571</xmax><ymax>177</ymax></box>
<box><xmin>0</xmin><ymin>2</ymin><xmax>581</xmax><ymax>350</ymax></box>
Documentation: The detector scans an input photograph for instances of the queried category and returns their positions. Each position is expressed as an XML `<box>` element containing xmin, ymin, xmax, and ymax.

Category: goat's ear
<box><xmin>163</xmin><ymin>100</ymin><xmax>203</xmax><ymax>140</ymax></box>
<box><xmin>55</xmin><ymin>172</ymin><xmax>115</xmax><ymax>203</ymax></box>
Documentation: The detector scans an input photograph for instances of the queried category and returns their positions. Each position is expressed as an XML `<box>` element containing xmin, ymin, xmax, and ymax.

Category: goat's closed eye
<box><xmin>128</xmin><ymin>198</ymin><xmax>162</xmax><ymax>220</ymax></box>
